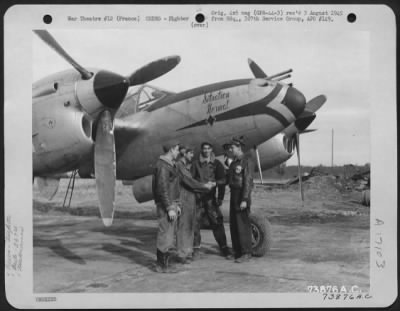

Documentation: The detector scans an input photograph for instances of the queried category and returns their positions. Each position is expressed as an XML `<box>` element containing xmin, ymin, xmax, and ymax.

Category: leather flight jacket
<box><xmin>191</xmin><ymin>153</ymin><xmax>226</xmax><ymax>202</ymax></box>
<box><xmin>152</xmin><ymin>155</ymin><xmax>180</xmax><ymax>212</ymax></box>
<box><xmin>227</xmin><ymin>154</ymin><xmax>255</xmax><ymax>204</ymax></box>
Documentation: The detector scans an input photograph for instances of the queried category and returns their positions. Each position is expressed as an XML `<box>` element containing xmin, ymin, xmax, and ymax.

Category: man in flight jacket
<box><xmin>191</xmin><ymin>142</ymin><xmax>232</xmax><ymax>259</ymax></box>
<box><xmin>152</xmin><ymin>140</ymin><xmax>181</xmax><ymax>273</ymax></box>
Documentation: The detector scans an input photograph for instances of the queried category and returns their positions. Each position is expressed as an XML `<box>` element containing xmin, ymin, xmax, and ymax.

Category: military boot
<box><xmin>164</xmin><ymin>251</ymin><xmax>181</xmax><ymax>273</ymax></box>
<box><xmin>192</xmin><ymin>248</ymin><xmax>202</xmax><ymax>260</ymax></box>
<box><xmin>221</xmin><ymin>246</ymin><xmax>233</xmax><ymax>260</ymax></box>
<box><xmin>155</xmin><ymin>249</ymin><xmax>180</xmax><ymax>273</ymax></box>
<box><xmin>155</xmin><ymin>249</ymin><xmax>166</xmax><ymax>273</ymax></box>
<box><xmin>234</xmin><ymin>253</ymin><xmax>252</xmax><ymax>263</ymax></box>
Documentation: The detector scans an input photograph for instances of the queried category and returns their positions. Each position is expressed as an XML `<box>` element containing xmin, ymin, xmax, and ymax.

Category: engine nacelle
<box><xmin>33</xmin><ymin>67</ymin><xmax>129</xmax><ymax>177</ymax></box>
<box><xmin>33</xmin><ymin>96</ymin><xmax>94</xmax><ymax>175</ymax></box>
<box><xmin>131</xmin><ymin>175</ymin><xmax>154</xmax><ymax>203</ymax></box>
<box><xmin>256</xmin><ymin>133</ymin><xmax>294</xmax><ymax>171</ymax></box>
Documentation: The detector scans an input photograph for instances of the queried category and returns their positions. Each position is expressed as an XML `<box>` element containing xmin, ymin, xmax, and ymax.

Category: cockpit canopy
<box><xmin>136</xmin><ymin>85</ymin><xmax>170</xmax><ymax>111</ymax></box>
<box><xmin>116</xmin><ymin>85</ymin><xmax>173</xmax><ymax>118</ymax></box>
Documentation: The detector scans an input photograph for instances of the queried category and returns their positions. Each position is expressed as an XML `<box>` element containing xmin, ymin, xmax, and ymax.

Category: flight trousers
<box><xmin>194</xmin><ymin>194</ymin><xmax>228</xmax><ymax>251</ymax></box>
<box><xmin>176</xmin><ymin>192</ymin><xmax>196</xmax><ymax>258</ymax></box>
<box><xmin>229</xmin><ymin>189</ymin><xmax>252</xmax><ymax>258</ymax></box>
<box><xmin>156</xmin><ymin>203</ymin><xmax>177</xmax><ymax>253</ymax></box>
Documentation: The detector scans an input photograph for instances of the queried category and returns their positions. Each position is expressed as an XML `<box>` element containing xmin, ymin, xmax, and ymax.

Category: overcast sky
<box><xmin>33</xmin><ymin>29</ymin><xmax>370</xmax><ymax>166</ymax></box>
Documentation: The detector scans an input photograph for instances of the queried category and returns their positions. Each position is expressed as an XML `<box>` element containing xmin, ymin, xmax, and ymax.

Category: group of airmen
<box><xmin>152</xmin><ymin>136</ymin><xmax>255</xmax><ymax>273</ymax></box>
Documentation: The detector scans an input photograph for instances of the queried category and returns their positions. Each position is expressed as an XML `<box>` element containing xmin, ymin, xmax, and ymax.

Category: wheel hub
<box><xmin>251</xmin><ymin>223</ymin><xmax>260</xmax><ymax>247</ymax></box>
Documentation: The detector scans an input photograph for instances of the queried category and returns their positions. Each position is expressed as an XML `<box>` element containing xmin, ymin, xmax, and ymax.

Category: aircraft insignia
<box><xmin>205</xmin><ymin>115</ymin><xmax>217</xmax><ymax>126</ymax></box>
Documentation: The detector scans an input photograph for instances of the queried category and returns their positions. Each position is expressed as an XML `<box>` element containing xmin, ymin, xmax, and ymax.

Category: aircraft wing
<box><xmin>114</xmin><ymin>116</ymin><xmax>146</xmax><ymax>157</ymax></box>
<box><xmin>114</xmin><ymin>118</ymin><xmax>144</xmax><ymax>142</ymax></box>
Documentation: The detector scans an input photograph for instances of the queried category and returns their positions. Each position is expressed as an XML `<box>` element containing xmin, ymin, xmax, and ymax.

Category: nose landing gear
<box><xmin>249</xmin><ymin>212</ymin><xmax>272</xmax><ymax>257</ymax></box>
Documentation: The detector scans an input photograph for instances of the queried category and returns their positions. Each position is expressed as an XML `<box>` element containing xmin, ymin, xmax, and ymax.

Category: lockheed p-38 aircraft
<box><xmin>33</xmin><ymin>30</ymin><xmax>326</xmax><ymax>256</ymax></box>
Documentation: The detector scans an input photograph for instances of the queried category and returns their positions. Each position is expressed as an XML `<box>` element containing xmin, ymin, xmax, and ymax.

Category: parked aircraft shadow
<box><xmin>118</xmin><ymin>238</ymin><xmax>155</xmax><ymax>254</ymax></box>
<box><xmin>100</xmin><ymin>243</ymin><xmax>154</xmax><ymax>270</ymax></box>
<box><xmin>33</xmin><ymin>237</ymin><xmax>86</xmax><ymax>265</ymax></box>
<box><xmin>94</xmin><ymin>224</ymin><xmax>224</xmax><ymax>257</ymax></box>
<box><xmin>34</xmin><ymin>199</ymin><xmax>155</xmax><ymax>220</ymax></box>
<box><xmin>93</xmin><ymin>225</ymin><xmax>157</xmax><ymax>254</ymax></box>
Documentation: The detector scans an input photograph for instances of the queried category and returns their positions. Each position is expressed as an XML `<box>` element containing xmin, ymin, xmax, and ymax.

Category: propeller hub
<box><xmin>94</xmin><ymin>70</ymin><xmax>129</xmax><ymax>110</ymax></box>
<box><xmin>283</xmin><ymin>87</ymin><xmax>306</xmax><ymax>117</ymax></box>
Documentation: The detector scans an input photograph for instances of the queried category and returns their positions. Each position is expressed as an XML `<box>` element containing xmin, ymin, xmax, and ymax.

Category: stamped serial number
<box><xmin>307</xmin><ymin>285</ymin><xmax>362</xmax><ymax>293</ymax></box>
<box><xmin>36</xmin><ymin>297</ymin><xmax>56</xmax><ymax>302</ymax></box>
<box><xmin>322</xmin><ymin>293</ymin><xmax>372</xmax><ymax>301</ymax></box>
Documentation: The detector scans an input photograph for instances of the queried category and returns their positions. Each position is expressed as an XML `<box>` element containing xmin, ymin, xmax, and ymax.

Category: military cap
<box><xmin>162</xmin><ymin>140</ymin><xmax>180</xmax><ymax>153</ymax></box>
<box><xmin>226</xmin><ymin>136</ymin><xmax>245</xmax><ymax>147</ymax></box>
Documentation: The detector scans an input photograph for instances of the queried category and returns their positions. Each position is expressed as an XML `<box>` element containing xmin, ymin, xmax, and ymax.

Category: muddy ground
<box><xmin>33</xmin><ymin>176</ymin><xmax>370</xmax><ymax>293</ymax></box>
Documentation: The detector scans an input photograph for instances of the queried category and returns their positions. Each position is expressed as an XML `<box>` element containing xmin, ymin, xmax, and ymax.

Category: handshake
<box><xmin>204</xmin><ymin>181</ymin><xmax>216</xmax><ymax>190</ymax></box>
<box><xmin>167</xmin><ymin>201</ymin><xmax>181</xmax><ymax>221</ymax></box>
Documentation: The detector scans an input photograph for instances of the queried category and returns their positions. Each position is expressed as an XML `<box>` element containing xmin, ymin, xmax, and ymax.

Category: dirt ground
<box><xmin>33</xmin><ymin>177</ymin><xmax>370</xmax><ymax>293</ymax></box>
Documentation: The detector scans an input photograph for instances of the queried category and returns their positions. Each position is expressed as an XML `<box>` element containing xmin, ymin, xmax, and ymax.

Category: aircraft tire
<box><xmin>249</xmin><ymin>213</ymin><xmax>272</xmax><ymax>257</ymax></box>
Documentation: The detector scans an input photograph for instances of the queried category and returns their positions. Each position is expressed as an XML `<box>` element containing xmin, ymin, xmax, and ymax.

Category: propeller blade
<box><xmin>248</xmin><ymin>58</ymin><xmax>268</xmax><ymax>78</ymax></box>
<box><xmin>305</xmin><ymin>95</ymin><xmax>327</xmax><ymax>113</ymax></box>
<box><xmin>293</xmin><ymin>95</ymin><xmax>326</xmax><ymax>131</ymax></box>
<box><xmin>34</xmin><ymin>30</ymin><xmax>93</xmax><ymax>80</ymax></box>
<box><xmin>300</xmin><ymin>128</ymin><xmax>317</xmax><ymax>134</ymax></box>
<box><xmin>282</xmin><ymin>123</ymin><xmax>298</xmax><ymax>137</ymax></box>
<box><xmin>255</xmin><ymin>148</ymin><xmax>264</xmax><ymax>184</ymax></box>
<box><xmin>94</xmin><ymin>110</ymin><xmax>116</xmax><ymax>227</ymax></box>
<box><xmin>295</xmin><ymin>111</ymin><xmax>316</xmax><ymax>131</ymax></box>
<box><xmin>128</xmin><ymin>55</ymin><xmax>181</xmax><ymax>86</ymax></box>
<box><xmin>295</xmin><ymin>133</ymin><xmax>304</xmax><ymax>202</ymax></box>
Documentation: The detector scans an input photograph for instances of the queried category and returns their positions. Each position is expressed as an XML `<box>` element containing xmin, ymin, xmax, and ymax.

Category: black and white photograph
<box><xmin>4</xmin><ymin>4</ymin><xmax>397</xmax><ymax>308</ymax></box>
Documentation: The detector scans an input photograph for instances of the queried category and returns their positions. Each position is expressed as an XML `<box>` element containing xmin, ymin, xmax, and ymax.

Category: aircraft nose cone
<box><xmin>94</xmin><ymin>70</ymin><xmax>129</xmax><ymax>110</ymax></box>
<box><xmin>283</xmin><ymin>86</ymin><xmax>306</xmax><ymax>117</ymax></box>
